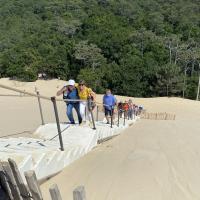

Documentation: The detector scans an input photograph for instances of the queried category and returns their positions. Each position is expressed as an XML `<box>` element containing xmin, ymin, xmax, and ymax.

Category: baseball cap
<box><xmin>68</xmin><ymin>79</ymin><xmax>75</xmax><ymax>86</ymax></box>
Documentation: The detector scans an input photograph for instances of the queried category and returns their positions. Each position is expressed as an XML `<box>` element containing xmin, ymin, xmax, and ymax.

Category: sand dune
<box><xmin>1</xmin><ymin>78</ymin><xmax>200</xmax><ymax>199</ymax></box>
<box><xmin>39</xmin><ymin>96</ymin><xmax>200</xmax><ymax>200</ymax></box>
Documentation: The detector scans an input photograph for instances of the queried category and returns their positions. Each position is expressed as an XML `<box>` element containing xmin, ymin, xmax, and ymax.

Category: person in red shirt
<box><xmin>123</xmin><ymin>100</ymin><xmax>129</xmax><ymax>119</ymax></box>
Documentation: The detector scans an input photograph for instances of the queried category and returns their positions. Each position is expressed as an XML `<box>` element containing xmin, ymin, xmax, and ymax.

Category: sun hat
<box><xmin>68</xmin><ymin>79</ymin><xmax>75</xmax><ymax>86</ymax></box>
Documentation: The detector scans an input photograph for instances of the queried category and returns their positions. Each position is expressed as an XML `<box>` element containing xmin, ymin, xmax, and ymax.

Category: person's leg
<box><xmin>105</xmin><ymin>108</ymin><xmax>109</xmax><ymax>124</ymax></box>
<box><xmin>124</xmin><ymin>110</ymin><xmax>126</xmax><ymax>119</ymax></box>
<box><xmin>87</xmin><ymin>105</ymin><xmax>92</xmax><ymax>122</ymax></box>
<box><xmin>127</xmin><ymin>110</ymin><xmax>130</xmax><ymax>119</ymax></box>
<box><xmin>119</xmin><ymin>110</ymin><xmax>122</xmax><ymax>118</ymax></box>
<box><xmin>130</xmin><ymin>109</ymin><xmax>133</xmax><ymax>120</ymax></box>
<box><xmin>79</xmin><ymin>102</ymin><xmax>86</xmax><ymax>122</ymax></box>
<box><xmin>128</xmin><ymin>109</ymin><xmax>132</xmax><ymax>120</ymax></box>
<box><xmin>74</xmin><ymin>103</ymin><xmax>82</xmax><ymax>124</ymax></box>
<box><xmin>67</xmin><ymin>104</ymin><xmax>75</xmax><ymax>124</ymax></box>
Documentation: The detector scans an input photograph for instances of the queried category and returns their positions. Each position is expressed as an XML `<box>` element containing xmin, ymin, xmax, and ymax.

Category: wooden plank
<box><xmin>8</xmin><ymin>158</ymin><xmax>32</xmax><ymax>200</ymax></box>
<box><xmin>0</xmin><ymin>162</ymin><xmax>10</xmax><ymax>200</ymax></box>
<box><xmin>49</xmin><ymin>184</ymin><xmax>62</xmax><ymax>200</ymax></box>
<box><xmin>0</xmin><ymin>161</ymin><xmax>22</xmax><ymax>200</ymax></box>
<box><xmin>0</xmin><ymin>183</ymin><xmax>9</xmax><ymax>200</ymax></box>
<box><xmin>24</xmin><ymin>170</ymin><xmax>43</xmax><ymax>200</ymax></box>
<box><xmin>73</xmin><ymin>186</ymin><xmax>86</xmax><ymax>200</ymax></box>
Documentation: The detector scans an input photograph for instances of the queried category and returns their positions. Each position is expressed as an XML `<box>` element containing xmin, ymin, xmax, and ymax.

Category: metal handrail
<box><xmin>0</xmin><ymin>83</ymin><xmax>51</xmax><ymax>100</ymax></box>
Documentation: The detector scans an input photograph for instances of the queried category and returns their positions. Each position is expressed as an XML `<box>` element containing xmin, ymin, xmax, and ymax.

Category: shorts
<box><xmin>105</xmin><ymin>108</ymin><xmax>114</xmax><ymax>116</ymax></box>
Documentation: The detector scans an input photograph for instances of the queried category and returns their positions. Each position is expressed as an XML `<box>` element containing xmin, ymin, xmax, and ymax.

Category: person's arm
<box><xmin>113</xmin><ymin>96</ymin><xmax>117</xmax><ymax>106</ymax></box>
<box><xmin>56</xmin><ymin>86</ymin><xmax>67</xmax><ymax>96</ymax></box>
<box><xmin>89</xmin><ymin>88</ymin><xmax>96</xmax><ymax>101</ymax></box>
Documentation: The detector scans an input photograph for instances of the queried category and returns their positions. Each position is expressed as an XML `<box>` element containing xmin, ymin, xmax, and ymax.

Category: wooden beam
<box><xmin>8</xmin><ymin>159</ymin><xmax>32</xmax><ymax>200</ymax></box>
<box><xmin>0</xmin><ymin>161</ymin><xmax>22</xmax><ymax>200</ymax></box>
<box><xmin>49</xmin><ymin>184</ymin><xmax>62</xmax><ymax>200</ymax></box>
<box><xmin>0</xmin><ymin>162</ymin><xmax>12</xmax><ymax>200</ymax></box>
<box><xmin>24</xmin><ymin>170</ymin><xmax>43</xmax><ymax>200</ymax></box>
<box><xmin>73</xmin><ymin>186</ymin><xmax>86</xmax><ymax>200</ymax></box>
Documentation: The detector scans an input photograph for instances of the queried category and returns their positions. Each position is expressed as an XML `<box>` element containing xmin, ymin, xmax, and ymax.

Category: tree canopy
<box><xmin>0</xmin><ymin>0</ymin><xmax>200</xmax><ymax>99</ymax></box>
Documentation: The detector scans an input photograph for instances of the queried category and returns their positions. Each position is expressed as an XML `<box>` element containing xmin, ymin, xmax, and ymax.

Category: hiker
<box><xmin>56</xmin><ymin>79</ymin><xmax>82</xmax><ymax>124</ymax></box>
<box><xmin>138</xmin><ymin>105</ymin><xmax>144</xmax><ymax>115</ymax></box>
<box><xmin>118</xmin><ymin>101</ymin><xmax>123</xmax><ymax>118</ymax></box>
<box><xmin>123</xmin><ymin>100</ymin><xmax>129</xmax><ymax>119</ymax></box>
<box><xmin>133</xmin><ymin>104</ymin><xmax>136</xmax><ymax>119</ymax></box>
<box><xmin>103</xmin><ymin>89</ymin><xmax>117</xmax><ymax>124</ymax></box>
<box><xmin>77</xmin><ymin>80</ymin><xmax>96</xmax><ymax>122</ymax></box>
<box><xmin>128</xmin><ymin>99</ymin><xmax>133</xmax><ymax>120</ymax></box>
<box><xmin>135</xmin><ymin>105</ymin><xmax>139</xmax><ymax>116</ymax></box>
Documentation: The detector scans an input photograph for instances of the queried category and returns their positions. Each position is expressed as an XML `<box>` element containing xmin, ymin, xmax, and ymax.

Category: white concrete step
<box><xmin>0</xmin><ymin>117</ymin><xmax>139</xmax><ymax>181</ymax></box>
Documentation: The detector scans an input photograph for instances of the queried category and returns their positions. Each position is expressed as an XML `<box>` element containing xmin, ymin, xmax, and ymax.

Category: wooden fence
<box><xmin>140</xmin><ymin>112</ymin><xmax>176</xmax><ymax>120</ymax></box>
<box><xmin>0</xmin><ymin>159</ymin><xmax>86</xmax><ymax>200</ymax></box>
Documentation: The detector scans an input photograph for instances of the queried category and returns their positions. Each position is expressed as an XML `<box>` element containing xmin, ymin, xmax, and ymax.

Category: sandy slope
<box><xmin>0</xmin><ymin>78</ymin><xmax>148</xmax><ymax>137</ymax></box>
<box><xmin>0</xmin><ymin>78</ymin><xmax>67</xmax><ymax>137</ymax></box>
<box><xmin>1</xmin><ymin>78</ymin><xmax>200</xmax><ymax>199</ymax></box>
<box><xmin>39</xmin><ymin>97</ymin><xmax>200</xmax><ymax>200</ymax></box>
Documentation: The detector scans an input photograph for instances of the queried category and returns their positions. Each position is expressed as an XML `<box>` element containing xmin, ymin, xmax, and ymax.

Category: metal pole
<box><xmin>51</xmin><ymin>97</ymin><xmax>64</xmax><ymax>151</ymax></box>
<box><xmin>88</xmin><ymin>99</ymin><xmax>96</xmax><ymax>130</ymax></box>
<box><xmin>123</xmin><ymin>110</ymin><xmax>126</xmax><ymax>126</ymax></box>
<box><xmin>96</xmin><ymin>106</ymin><xmax>99</xmax><ymax>122</ymax></box>
<box><xmin>84</xmin><ymin>104</ymin><xmax>87</xmax><ymax>121</ymax></box>
<box><xmin>90</xmin><ymin>110</ymin><xmax>96</xmax><ymax>130</ymax></box>
<box><xmin>111</xmin><ymin>108</ymin><xmax>113</xmax><ymax>128</ymax></box>
<box><xmin>117</xmin><ymin>109</ymin><xmax>120</xmax><ymax>127</ymax></box>
<box><xmin>36</xmin><ymin>91</ymin><xmax>45</xmax><ymax>125</ymax></box>
<box><xmin>128</xmin><ymin>110</ymin><xmax>129</xmax><ymax>120</ymax></box>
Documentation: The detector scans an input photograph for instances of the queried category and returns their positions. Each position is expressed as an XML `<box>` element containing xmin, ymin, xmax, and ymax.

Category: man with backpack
<box><xmin>57</xmin><ymin>79</ymin><xmax>82</xmax><ymax>124</ymax></box>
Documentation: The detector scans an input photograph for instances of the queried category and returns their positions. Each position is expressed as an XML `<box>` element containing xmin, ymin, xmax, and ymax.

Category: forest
<box><xmin>0</xmin><ymin>0</ymin><xmax>200</xmax><ymax>99</ymax></box>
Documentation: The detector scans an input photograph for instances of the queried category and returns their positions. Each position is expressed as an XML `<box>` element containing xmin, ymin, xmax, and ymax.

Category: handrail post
<box><xmin>96</xmin><ymin>106</ymin><xmax>99</xmax><ymax>122</ymax></box>
<box><xmin>110</xmin><ymin>107</ymin><xmax>113</xmax><ymax>128</ymax></box>
<box><xmin>51</xmin><ymin>97</ymin><xmax>64</xmax><ymax>151</ymax></box>
<box><xmin>36</xmin><ymin>91</ymin><xmax>45</xmax><ymax>125</ymax></box>
<box><xmin>87</xmin><ymin>99</ymin><xmax>96</xmax><ymax>130</ymax></box>
<box><xmin>123</xmin><ymin>110</ymin><xmax>126</xmax><ymax>126</ymax></box>
<box><xmin>117</xmin><ymin>109</ymin><xmax>120</xmax><ymax>127</ymax></box>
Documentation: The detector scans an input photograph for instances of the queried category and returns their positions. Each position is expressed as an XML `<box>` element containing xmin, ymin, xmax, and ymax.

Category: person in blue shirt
<box><xmin>103</xmin><ymin>89</ymin><xmax>117</xmax><ymax>124</ymax></box>
<box><xmin>57</xmin><ymin>79</ymin><xmax>82</xmax><ymax>124</ymax></box>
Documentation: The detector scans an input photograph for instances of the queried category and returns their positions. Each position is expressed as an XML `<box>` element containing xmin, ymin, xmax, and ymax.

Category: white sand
<box><xmin>1</xmin><ymin>78</ymin><xmax>200</xmax><ymax>199</ymax></box>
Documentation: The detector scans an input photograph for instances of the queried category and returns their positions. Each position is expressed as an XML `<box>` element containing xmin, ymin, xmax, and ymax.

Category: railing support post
<box><xmin>123</xmin><ymin>110</ymin><xmax>126</xmax><ymax>126</ymax></box>
<box><xmin>117</xmin><ymin>109</ymin><xmax>120</xmax><ymax>127</ymax></box>
<box><xmin>110</xmin><ymin>108</ymin><xmax>113</xmax><ymax>128</ymax></box>
<box><xmin>36</xmin><ymin>91</ymin><xmax>45</xmax><ymax>125</ymax></box>
<box><xmin>87</xmin><ymin>99</ymin><xmax>96</xmax><ymax>130</ymax></box>
<box><xmin>51</xmin><ymin>97</ymin><xmax>64</xmax><ymax>151</ymax></box>
<box><xmin>96</xmin><ymin>106</ymin><xmax>99</xmax><ymax>122</ymax></box>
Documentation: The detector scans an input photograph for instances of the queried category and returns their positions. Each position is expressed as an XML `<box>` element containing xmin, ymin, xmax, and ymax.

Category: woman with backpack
<box><xmin>76</xmin><ymin>80</ymin><xmax>96</xmax><ymax>123</ymax></box>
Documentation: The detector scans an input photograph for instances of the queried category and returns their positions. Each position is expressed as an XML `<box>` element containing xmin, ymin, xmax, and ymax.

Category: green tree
<box><xmin>155</xmin><ymin>64</ymin><xmax>183</xmax><ymax>96</ymax></box>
